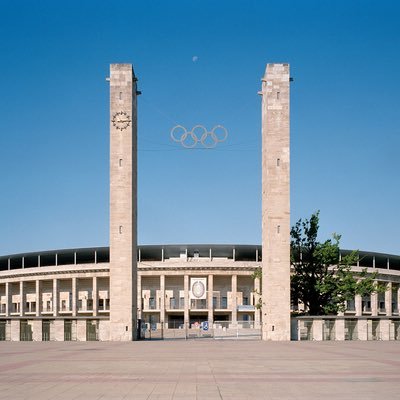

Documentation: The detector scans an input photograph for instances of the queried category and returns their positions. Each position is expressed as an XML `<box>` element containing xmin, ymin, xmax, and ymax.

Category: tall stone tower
<box><xmin>261</xmin><ymin>63</ymin><xmax>291</xmax><ymax>341</ymax></box>
<box><xmin>109</xmin><ymin>64</ymin><xmax>138</xmax><ymax>341</ymax></box>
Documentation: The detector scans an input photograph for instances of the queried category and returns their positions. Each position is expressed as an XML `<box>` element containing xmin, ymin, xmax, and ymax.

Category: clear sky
<box><xmin>0</xmin><ymin>0</ymin><xmax>399</xmax><ymax>255</ymax></box>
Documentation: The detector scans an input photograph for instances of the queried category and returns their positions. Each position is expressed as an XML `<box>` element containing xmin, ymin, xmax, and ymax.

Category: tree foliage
<box><xmin>253</xmin><ymin>211</ymin><xmax>380</xmax><ymax>315</ymax></box>
<box><xmin>291</xmin><ymin>211</ymin><xmax>379</xmax><ymax>315</ymax></box>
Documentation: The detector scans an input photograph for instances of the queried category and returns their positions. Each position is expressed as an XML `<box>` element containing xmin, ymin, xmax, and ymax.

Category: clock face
<box><xmin>112</xmin><ymin>111</ymin><xmax>131</xmax><ymax>131</ymax></box>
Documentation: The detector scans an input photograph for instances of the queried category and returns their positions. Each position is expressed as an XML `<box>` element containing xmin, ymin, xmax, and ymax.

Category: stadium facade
<box><xmin>0</xmin><ymin>245</ymin><xmax>400</xmax><ymax>341</ymax></box>
<box><xmin>1</xmin><ymin>63</ymin><xmax>399</xmax><ymax>341</ymax></box>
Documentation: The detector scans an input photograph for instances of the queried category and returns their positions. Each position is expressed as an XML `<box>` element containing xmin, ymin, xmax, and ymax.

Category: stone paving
<box><xmin>0</xmin><ymin>340</ymin><xmax>399</xmax><ymax>399</ymax></box>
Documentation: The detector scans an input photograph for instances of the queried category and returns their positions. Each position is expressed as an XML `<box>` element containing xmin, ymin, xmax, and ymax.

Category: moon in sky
<box><xmin>192</xmin><ymin>56</ymin><xmax>198</xmax><ymax>62</ymax></box>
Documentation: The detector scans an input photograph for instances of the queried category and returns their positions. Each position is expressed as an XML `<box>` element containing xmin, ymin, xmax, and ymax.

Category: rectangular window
<box><xmin>149</xmin><ymin>297</ymin><xmax>155</xmax><ymax>309</ymax></box>
<box><xmin>170</xmin><ymin>297</ymin><xmax>176</xmax><ymax>309</ymax></box>
<box><xmin>213</xmin><ymin>297</ymin><xmax>217</xmax><ymax>309</ymax></box>
<box><xmin>221</xmin><ymin>297</ymin><xmax>227</xmax><ymax>309</ymax></box>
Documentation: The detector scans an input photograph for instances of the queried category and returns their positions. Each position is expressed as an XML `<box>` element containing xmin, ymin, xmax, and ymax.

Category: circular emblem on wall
<box><xmin>192</xmin><ymin>281</ymin><xmax>206</xmax><ymax>298</ymax></box>
<box><xmin>112</xmin><ymin>111</ymin><xmax>131</xmax><ymax>131</ymax></box>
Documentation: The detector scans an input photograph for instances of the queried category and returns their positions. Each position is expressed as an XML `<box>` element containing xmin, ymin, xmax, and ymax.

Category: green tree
<box><xmin>291</xmin><ymin>211</ymin><xmax>379</xmax><ymax>315</ymax></box>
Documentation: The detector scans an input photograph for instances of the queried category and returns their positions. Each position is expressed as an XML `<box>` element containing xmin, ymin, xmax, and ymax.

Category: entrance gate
<box><xmin>42</xmin><ymin>320</ymin><xmax>51</xmax><ymax>341</ymax></box>
<box><xmin>0</xmin><ymin>321</ymin><xmax>5</xmax><ymax>341</ymax></box>
<box><xmin>64</xmin><ymin>320</ymin><xmax>72</xmax><ymax>341</ymax></box>
<box><xmin>86</xmin><ymin>320</ymin><xmax>98</xmax><ymax>341</ymax></box>
<box><xmin>20</xmin><ymin>320</ymin><xmax>32</xmax><ymax>341</ymax></box>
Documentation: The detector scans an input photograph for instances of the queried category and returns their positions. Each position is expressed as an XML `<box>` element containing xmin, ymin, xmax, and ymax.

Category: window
<box><xmin>149</xmin><ymin>297</ymin><xmax>155</xmax><ymax>309</ymax></box>
<box><xmin>213</xmin><ymin>297</ymin><xmax>217</xmax><ymax>309</ymax></box>
<box><xmin>221</xmin><ymin>297</ymin><xmax>227</xmax><ymax>309</ymax></box>
<box><xmin>346</xmin><ymin>299</ymin><xmax>355</xmax><ymax>312</ymax></box>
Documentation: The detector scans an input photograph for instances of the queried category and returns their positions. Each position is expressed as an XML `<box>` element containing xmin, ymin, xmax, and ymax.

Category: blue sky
<box><xmin>0</xmin><ymin>0</ymin><xmax>399</xmax><ymax>255</ymax></box>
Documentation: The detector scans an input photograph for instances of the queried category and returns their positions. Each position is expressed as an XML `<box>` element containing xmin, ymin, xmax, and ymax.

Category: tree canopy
<box><xmin>253</xmin><ymin>211</ymin><xmax>380</xmax><ymax>315</ymax></box>
<box><xmin>290</xmin><ymin>211</ymin><xmax>378</xmax><ymax>315</ymax></box>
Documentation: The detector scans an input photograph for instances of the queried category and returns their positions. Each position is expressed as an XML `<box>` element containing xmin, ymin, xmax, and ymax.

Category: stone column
<box><xmin>72</xmin><ymin>277</ymin><xmax>77</xmax><ymax>317</ymax></box>
<box><xmin>35</xmin><ymin>280</ymin><xmax>40</xmax><ymax>317</ymax></box>
<box><xmin>313</xmin><ymin>319</ymin><xmax>323</xmax><ymax>341</ymax></box>
<box><xmin>92</xmin><ymin>277</ymin><xmax>98</xmax><ymax>316</ymax></box>
<box><xmin>261</xmin><ymin>63</ymin><xmax>291</xmax><ymax>340</ymax></box>
<box><xmin>32</xmin><ymin>320</ymin><xmax>42</xmax><ymax>342</ymax></box>
<box><xmin>355</xmin><ymin>293</ymin><xmax>362</xmax><ymax>316</ymax></box>
<box><xmin>358</xmin><ymin>319</ymin><xmax>368</xmax><ymax>340</ymax></box>
<box><xmin>20</xmin><ymin>281</ymin><xmax>24</xmax><ymax>316</ymax></box>
<box><xmin>385</xmin><ymin>282</ymin><xmax>392</xmax><ymax>316</ymax></box>
<box><xmin>76</xmin><ymin>320</ymin><xmax>86</xmax><ymax>341</ymax></box>
<box><xmin>109</xmin><ymin>64</ymin><xmax>138</xmax><ymax>341</ymax></box>
<box><xmin>335</xmin><ymin>319</ymin><xmax>345</xmax><ymax>341</ymax></box>
<box><xmin>5</xmin><ymin>282</ymin><xmax>10</xmax><ymax>317</ymax></box>
<box><xmin>184</xmin><ymin>275</ymin><xmax>189</xmax><ymax>326</ymax></box>
<box><xmin>53</xmin><ymin>278</ymin><xmax>58</xmax><ymax>317</ymax></box>
<box><xmin>231</xmin><ymin>275</ymin><xmax>237</xmax><ymax>326</ymax></box>
<box><xmin>254</xmin><ymin>277</ymin><xmax>261</xmax><ymax>328</ymax></box>
<box><xmin>371</xmin><ymin>282</ymin><xmax>378</xmax><ymax>316</ymax></box>
<box><xmin>398</xmin><ymin>286</ymin><xmax>400</xmax><ymax>313</ymax></box>
<box><xmin>137</xmin><ymin>274</ymin><xmax>142</xmax><ymax>321</ymax></box>
<box><xmin>160</xmin><ymin>275</ymin><xmax>165</xmax><ymax>326</ymax></box>
<box><xmin>11</xmin><ymin>320</ymin><xmax>20</xmax><ymax>341</ymax></box>
<box><xmin>380</xmin><ymin>319</ymin><xmax>390</xmax><ymax>341</ymax></box>
<box><xmin>208</xmin><ymin>274</ymin><xmax>213</xmax><ymax>324</ymax></box>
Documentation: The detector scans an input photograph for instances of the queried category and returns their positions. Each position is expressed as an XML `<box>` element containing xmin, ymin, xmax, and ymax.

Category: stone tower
<box><xmin>261</xmin><ymin>63</ymin><xmax>291</xmax><ymax>341</ymax></box>
<box><xmin>109</xmin><ymin>64</ymin><xmax>138</xmax><ymax>341</ymax></box>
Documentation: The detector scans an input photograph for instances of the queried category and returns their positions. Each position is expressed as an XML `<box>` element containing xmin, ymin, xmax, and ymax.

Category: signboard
<box><xmin>202</xmin><ymin>321</ymin><xmax>209</xmax><ymax>331</ymax></box>
<box><xmin>189</xmin><ymin>277</ymin><xmax>207</xmax><ymax>300</ymax></box>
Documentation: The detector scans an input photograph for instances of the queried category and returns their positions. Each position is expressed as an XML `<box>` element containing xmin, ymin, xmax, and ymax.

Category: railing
<box><xmin>140</xmin><ymin>320</ymin><xmax>261</xmax><ymax>340</ymax></box>
<box><xmin>190</xmin><ymin>299</ymin><xmax>207</xmax><ymax>309</ymax></box>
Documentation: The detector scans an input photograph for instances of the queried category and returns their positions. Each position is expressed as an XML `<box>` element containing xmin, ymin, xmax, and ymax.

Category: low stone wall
<box><xmin>291</xmin><ymin>316</ymin><xmax>400</xmax><ymax>341</ymax></box>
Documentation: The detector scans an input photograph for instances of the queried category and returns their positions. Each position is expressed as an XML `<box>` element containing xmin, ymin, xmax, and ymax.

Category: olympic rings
<box><xmin>170</xmin><ymin>125</ymin><xmax>228</xmax><ymax>148</ymax></box>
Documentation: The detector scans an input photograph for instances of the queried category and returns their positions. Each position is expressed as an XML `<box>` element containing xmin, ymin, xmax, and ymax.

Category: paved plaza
<box><xmin>0</xmin><ymin>340</ymin><xmax>399</xmax><ymax>399</ymax></box>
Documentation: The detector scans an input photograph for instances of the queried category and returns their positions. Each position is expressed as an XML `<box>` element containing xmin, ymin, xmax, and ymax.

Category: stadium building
<box><xmin>1</xmin><ymin>64</ymin><xmax>399</xmax><ymax>341</ymax></box>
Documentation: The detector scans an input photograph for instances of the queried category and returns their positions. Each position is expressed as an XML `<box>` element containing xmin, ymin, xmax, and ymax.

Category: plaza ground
<box><xmin>0</xmin><ymin>340</ymin><xmax>399</xmax><ymax>399</ymax></box>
